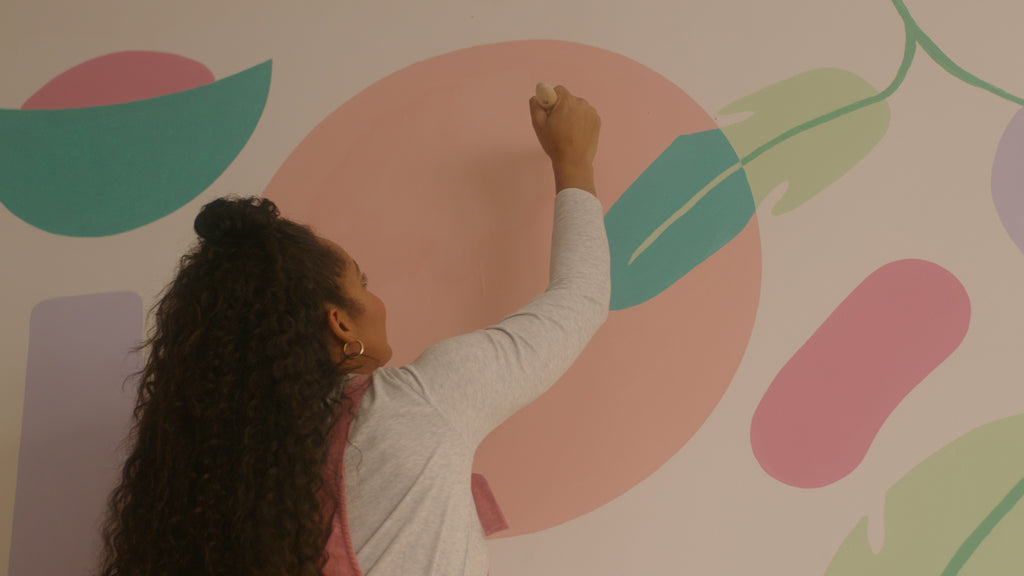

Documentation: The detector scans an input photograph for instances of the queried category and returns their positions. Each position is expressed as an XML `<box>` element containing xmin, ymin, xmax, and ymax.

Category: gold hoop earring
<box><xmin>342</xmin><ymin>339</ymin><xmax>365</xmax><ymax>357</ymax></box>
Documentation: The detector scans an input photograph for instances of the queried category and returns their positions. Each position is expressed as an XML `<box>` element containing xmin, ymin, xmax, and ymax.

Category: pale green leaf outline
<box><xmin>719</xmin><ymin>68</ymin><xmax>891</xmax><ymax>215</ymax></box>
<box><xmin>823</xmin><ymin>414</ymin><xmax>1024</xmax><ymax>576</ymax></box>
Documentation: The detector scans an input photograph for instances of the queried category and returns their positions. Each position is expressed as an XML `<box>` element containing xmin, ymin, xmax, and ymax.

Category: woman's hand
<box><xmin>530</xmin><ymin>85</ymin><xmax>601</xmax><ymax>195</ymax></box>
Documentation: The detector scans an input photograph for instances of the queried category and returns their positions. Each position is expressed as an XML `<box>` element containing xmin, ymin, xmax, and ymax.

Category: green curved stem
<box><xmin>633</xmin><ymin>0</ymin><xmax>1022</xmax><ymax>264</ymax></box>
<box><xmin>739</xmin><ymin>0</ymin><xmax>1023</xmax><ymax>168</ymax></box>
<box><xmin>740</xmin><ymin>19</ymin><xmax>917</xmax><ymax>166</ymax></box>
<box><xmin>940</xmin><ymin>475</ymin><xmax>1024</xmax><ymax>575</ymax></box>
<box><xmin>893</xmin><ymin>0</ymin><xmax>1024</xmax><ymax>107</ymax></box>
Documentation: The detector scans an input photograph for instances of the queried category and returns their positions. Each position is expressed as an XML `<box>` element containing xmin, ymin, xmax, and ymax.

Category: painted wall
<box><xmin>3</xmin><ymin>1</ymin><xmax>1023</xmax><ymax>574</ymax></box>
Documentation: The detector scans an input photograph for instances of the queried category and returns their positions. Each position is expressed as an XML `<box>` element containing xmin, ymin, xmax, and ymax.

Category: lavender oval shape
<box><xmin>992</xmin><ymin>108</ymin><xmax>1024</xmax><ymax>254</ymax></box>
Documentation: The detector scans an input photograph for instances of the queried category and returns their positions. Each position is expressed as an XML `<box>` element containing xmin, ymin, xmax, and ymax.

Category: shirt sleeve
<box><xmin>392</xmin><ymin>188</ymin><xmax>611</xmax><ymax>448</ymax></box>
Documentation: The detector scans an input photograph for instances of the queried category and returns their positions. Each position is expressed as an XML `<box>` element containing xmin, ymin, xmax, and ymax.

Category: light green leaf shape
<box><xmin>720</xmin><ymin>68</ymin><xmax>890</xmax><ymax>215</ymax></box>
<box><xmin>824</xmin><ymin>414</ymin><xmax>1024</xmax><ymax>576</ymax></box>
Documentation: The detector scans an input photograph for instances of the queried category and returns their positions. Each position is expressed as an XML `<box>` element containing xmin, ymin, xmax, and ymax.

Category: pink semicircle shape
<box><xmin>21</xmin><ymin>50</ymin><xmax>215</xmax><ymax>110</ymax></box>
<box><xmin>264</xmin><ymin>40</ymin><xmax>761</xmax><ymax>536</ymax></box>
<box><xmin>751</xmin><ymin>259</ymin><xmax>971</xmax><ymax>488</ymax></box>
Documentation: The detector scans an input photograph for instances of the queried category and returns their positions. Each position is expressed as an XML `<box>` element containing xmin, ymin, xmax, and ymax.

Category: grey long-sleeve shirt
<box><xmin>343</xmin><ymin>188</ymin><xmax>611</xmax><ymax>575</ymax></box>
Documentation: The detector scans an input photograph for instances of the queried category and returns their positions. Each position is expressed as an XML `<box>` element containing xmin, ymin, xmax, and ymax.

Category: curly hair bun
<box><xmin>194</xmin><ymin>197</ymin><xmax>281</xmax><ymax>244</ymax></box>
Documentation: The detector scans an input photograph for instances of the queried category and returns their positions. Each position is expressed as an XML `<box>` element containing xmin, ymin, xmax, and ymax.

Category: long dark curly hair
<box><xmin>98</xmin><ymin>196</ymin><xmax>361</xmax><ymax>576</ymax></box>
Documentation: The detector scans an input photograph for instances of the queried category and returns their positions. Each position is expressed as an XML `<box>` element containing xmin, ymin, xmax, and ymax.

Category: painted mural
<box><xmin>2</xmin><ymin>0</ymin><xmax>1022</xmax><ymax>574</ymax></box>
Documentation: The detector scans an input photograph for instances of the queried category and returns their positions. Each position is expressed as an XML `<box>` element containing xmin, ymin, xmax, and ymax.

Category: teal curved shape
<box><xmin>0</xmin><ymin>60</ymin><xmax>272</xmax><ymax>237</ymax></box>
<box><xmin>605</xmin><ymin>129</ymin><xmax>755</xmax><ymax>310</ymax></box>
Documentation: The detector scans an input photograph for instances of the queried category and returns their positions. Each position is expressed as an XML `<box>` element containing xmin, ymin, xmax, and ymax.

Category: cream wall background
<box><xmin>2</xmin><ymin>1</ymin><xmax>1023</xmax><ymax>574</ymax></box>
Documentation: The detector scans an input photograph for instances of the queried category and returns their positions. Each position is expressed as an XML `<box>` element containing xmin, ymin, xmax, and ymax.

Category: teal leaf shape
<box><xmin>0</xmin><ymin>60</ymin><xmax>272</xmax><ymax>237</ymax></box>
<box><xmin>605</xmin><ymin>129</ymin><xmax>754</xmax><ymax>310</ymax></box>
<box><xmin>720</xmin><ymin>67</ymin><xmax>890</xmax><ymax>215</ymax></box>
<box><xmin>824</xmin><ymin>414</ymin><xmax>1024</xmax><ymax>575</ymax></box>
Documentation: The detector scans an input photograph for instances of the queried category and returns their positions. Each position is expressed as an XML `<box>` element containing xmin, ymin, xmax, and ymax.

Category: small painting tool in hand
<box><xmin>535</xmin><ymin>83</ymin><xmax>558</xmax><ymax>110</ymax></box>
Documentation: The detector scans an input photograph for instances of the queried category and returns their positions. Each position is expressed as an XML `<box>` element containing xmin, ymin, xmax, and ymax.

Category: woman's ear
<box><xmin>326</xmin><ymin>306</ymin><xmax>358</xmax><ymax>345</ymax></box>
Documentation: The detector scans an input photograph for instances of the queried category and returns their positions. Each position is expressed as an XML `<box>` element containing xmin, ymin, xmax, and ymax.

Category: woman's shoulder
<box><xmin>351</xmin><ymin>366</ymin><xmax>465</xmax><ymax>446</ymax></box>
<box><xmin>364</xmin><ymin>364</ymin><xmax>434</xmax><ymax>405</ymax></box>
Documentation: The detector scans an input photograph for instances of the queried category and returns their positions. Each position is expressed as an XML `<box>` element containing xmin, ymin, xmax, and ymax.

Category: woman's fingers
<box><xmin>530</xmin><ymin>96</ymin><xmax>548</xmax><ymax>133</ymax></box>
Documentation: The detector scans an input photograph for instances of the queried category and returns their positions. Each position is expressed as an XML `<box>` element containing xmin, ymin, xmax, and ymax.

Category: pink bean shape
<box><xmin>751</xmin><ymin>259</ymin><xmax>970</xmax><ymax>488</ymax></box>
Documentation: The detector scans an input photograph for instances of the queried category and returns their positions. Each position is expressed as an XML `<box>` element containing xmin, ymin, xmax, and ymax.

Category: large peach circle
<box><xmin>264</xmin><ymin>40</ymin><xmax>760</xmax><ymax>536</ymax></box>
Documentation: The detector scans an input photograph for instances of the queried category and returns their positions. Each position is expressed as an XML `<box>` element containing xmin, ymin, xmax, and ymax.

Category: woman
<box><xmin>99</xmin><ymin>85</ymin><xmax>609</xmax><ymax>576</ymax></box>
